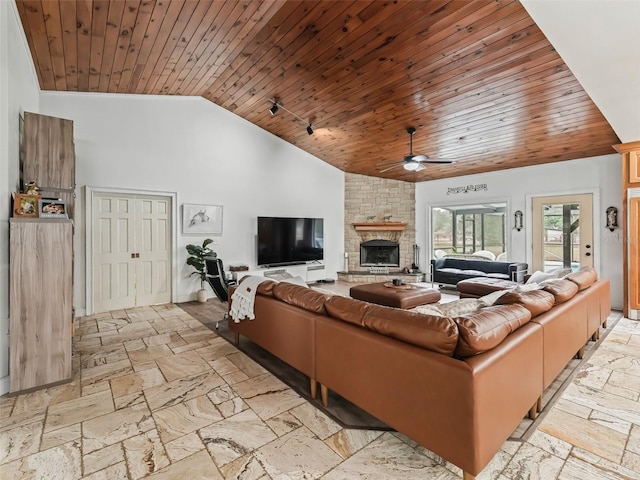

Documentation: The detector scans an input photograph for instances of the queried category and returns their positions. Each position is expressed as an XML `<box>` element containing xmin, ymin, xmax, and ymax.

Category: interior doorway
<box><xmin>532</xmin><ymin>193</ymin><xmax>593</xmax><ymax>272</ymax></box>
<box><xmin>90</xmin><ymin>191</ymin><xmax>174</xmax><ymax>313</ymax></box>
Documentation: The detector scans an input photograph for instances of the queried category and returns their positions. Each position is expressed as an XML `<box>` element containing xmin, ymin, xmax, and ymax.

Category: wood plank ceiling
<box><xmin>16</xmin><ymin>0</ymin><xmax>620</xmax><ymax>182</ymax></box>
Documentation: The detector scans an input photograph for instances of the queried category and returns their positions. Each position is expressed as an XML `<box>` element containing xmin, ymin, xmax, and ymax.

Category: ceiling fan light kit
<box><xmin>379</xmin><ymin>127</ymin><xmax>454</xmax><ymax>173</ymax></box>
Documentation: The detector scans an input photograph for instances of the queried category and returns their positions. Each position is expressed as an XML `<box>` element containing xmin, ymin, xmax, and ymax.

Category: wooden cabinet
<box><xmin>22</xmin><ymin>112</ymin><xmax>76</xmax><ymax>218</ymax></box>
<box><xmin>614</xmin><ymin>141</ymin><xmax>640</xmax><ymax>318</ymax></box>
<box><xmin>9</xmin><ymin>219</ymin><xmax>73</xmax><ymax>393</ymax></box>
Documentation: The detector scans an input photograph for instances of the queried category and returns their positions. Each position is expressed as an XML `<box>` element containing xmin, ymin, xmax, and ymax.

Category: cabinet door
<box><xmin>22</xmin><ymin>112</ymin><xmax>75</xmax><ymax>189</ymax></box>
<box><xmin>10</xmin><ymin>220</ymin><xmax>73</xmax><ymax>392</ymax></box>
<box><xmin>630</xmin><ymin>151</ymin><xmax>640</xmax><ymax>184</ymax></box>
<box><xmin>631</xmin><ymin>197</ymin><xmax>640</xmax><ymax>310</ymax></box>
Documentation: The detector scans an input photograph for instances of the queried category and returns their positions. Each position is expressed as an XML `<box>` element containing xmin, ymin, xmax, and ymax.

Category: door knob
<box><xmin>586</xmin><ymin>244</ymin><xmax>591</xmax><ymax>249</ymax></box>
<box><xmin>585</xmin><ymin>252</ymin><xmax>591</xmax><ymax>257</ymax></box>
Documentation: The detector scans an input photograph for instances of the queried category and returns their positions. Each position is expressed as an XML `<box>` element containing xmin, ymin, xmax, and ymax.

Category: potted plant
<box><xmin>186</xmin><ymin>238</ymin><xmax>216</xmax><ymax>302</ymax></box>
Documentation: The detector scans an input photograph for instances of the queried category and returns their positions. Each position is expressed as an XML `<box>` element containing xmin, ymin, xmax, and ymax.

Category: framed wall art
<box><xmin>182</xmin><ymin>204</ymin><xmax>223</xmax><ymax>234</ymax></box>
<box><xmin>13</xmin><ymin>193</ymin><xmax>40</xmax><ymax>218</ymax></box>
<box><xmin>39</xmin><ymin>198</ymin><xmax>68</xmax><ymax>218</ymax></box>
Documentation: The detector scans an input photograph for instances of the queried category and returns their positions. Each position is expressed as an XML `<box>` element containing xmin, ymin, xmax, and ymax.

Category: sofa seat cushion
<box><xmin>459</xmin><ymin>270</ymin><xmax>488</xmax><ymax>277</ymax></box>
<box><xmin>486</xmin><ymin>272</ymin><xmax>510</xmax><ymax>279</ymax></box>
<box><xmin>541</xmin><ymin>279</ymin><xmax>579</xmax><ymax>303</ymax></box>
<box><xmin>454</xmin><ymin>304</ymin><xmax>532</xmax><ymax>358</ymax></box>
<box><xmin>325</xmin><ymin>295</ymin><xmax>369</xmax><ymax>326</ymax></box>
<box><xmin>363</xmin><ymin>305</ymin><xmax>459</xmax><ymax>356</ymax></box>
<box><xmin>438</xmin><ymin>267</ymin><xmax>463</xmax><ymax>274</ymax></box>
<box><xmin>564</xmin><ymin>266</ymin><xmax>597</xmax><ymax>291</ymax></box>
<box><xmin>495</xmin><ymin>290</ymin><xmax>555</xmax><ymax>318</ymax></box>
<box><xmin>272</xmin><ymin>282</ymin><xmax>328</xmax><ymax>313</ymax></box>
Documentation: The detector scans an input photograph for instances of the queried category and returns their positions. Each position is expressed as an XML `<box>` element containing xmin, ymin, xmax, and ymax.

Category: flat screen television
<box><xmin>257</xmin><ymin>216</ymin><xmax>324</xmax><ymax>267</ymax></box>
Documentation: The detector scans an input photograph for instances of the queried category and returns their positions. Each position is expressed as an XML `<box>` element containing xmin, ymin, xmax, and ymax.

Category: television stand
<box><xmin>232</xmin><ymin>263</ymin><xmax>325</xmax><ymax>283</ymax></box>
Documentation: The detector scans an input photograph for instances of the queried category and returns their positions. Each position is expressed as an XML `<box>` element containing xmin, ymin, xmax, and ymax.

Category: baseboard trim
<box><xmin>0</xmin><ymin>375</ymin><xmax>9</xmax><ymax>396</ymax></box>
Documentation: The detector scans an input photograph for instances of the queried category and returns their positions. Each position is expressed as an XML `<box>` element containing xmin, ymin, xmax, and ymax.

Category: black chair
<box><xmin>205</xmin><ymin>257</ymin><xmax>236</xmax><ymax>328</ymax></box>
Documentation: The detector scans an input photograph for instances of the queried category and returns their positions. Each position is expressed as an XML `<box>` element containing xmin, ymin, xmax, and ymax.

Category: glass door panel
<box><xmin>532</xmin><ymin>194</ymin><xmax>593</xmax><ymax>272</ymax></box>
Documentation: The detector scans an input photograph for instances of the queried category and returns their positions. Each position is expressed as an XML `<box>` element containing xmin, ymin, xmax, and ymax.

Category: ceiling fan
<box><xmin>379</xmin><ymin>127</ymin><xmax>454</xmax><ymax>173</ymax></box>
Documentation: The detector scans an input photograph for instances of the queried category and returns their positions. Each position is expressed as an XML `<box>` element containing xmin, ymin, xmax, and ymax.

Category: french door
<box><xmin>92</xmin><ymin>193</ymin><xmax>172</xmax><ymax>313</ymax></box>
<box><xmin>532</xmin><ymin>194</ymin><xmax>593</xmax><ymax>272</ymax></box>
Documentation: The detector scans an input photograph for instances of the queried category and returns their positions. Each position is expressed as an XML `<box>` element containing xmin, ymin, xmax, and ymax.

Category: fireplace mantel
<box><xmin>352</xmin><ymin>222</ymin><xmax>407</xmax><ymax>232</ymax></box>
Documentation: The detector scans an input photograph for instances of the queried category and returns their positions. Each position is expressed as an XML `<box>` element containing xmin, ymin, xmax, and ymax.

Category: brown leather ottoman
<box><xmin>349</xmin><ymin>282</ymin><xmax>441</xmax><ymax>309</ymax></box>
<box><xmin>456</xmin><ymin>277</ymin><xmax>518</xmax><ymax>298</ymax></box>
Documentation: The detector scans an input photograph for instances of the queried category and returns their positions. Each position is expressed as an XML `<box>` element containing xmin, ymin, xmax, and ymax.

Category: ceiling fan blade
<box><xmin>379</xmin><ymin>163</ymin><xmax>402</xmax><ymax>173</ymax></box>
<box><xmin>415</xmin><ymin>163</ymin><xmax>426</xmax><ymax>172</ymax></box>
<box><xmin>422</xmin><ymin>158</ymin><xmax>455</xmax><ymax>164</ymax></box>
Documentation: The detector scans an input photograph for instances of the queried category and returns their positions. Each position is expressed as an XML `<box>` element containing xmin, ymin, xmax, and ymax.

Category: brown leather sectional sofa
<box><xmin>228</xmin><ymin>267</ymin><xmax>610</xmax><ymax>480</ymax></box>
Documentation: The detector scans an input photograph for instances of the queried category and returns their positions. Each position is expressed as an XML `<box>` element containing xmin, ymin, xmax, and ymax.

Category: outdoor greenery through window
<box><xmin>431</xmin><ymin>203</ymin><xmax>507</xmax><ymax>260</ymax></box>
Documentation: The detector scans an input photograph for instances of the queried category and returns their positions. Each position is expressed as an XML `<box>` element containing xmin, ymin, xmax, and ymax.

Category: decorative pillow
<box><xmin>526</xmin><ymin>271</ymin><xmax>555</xmax><ymax>284</ymax></box>
<box><xmin>437</xmin><ymin>298</ymin><xmax>485</xmax><ymax>317</ymax></box>
<box><xmin>412</xmin><ymin>304</ymin><xmax>445</xmax><ymax>317</ymax></box>
<box><xmin>513</xmin><ymin>283</ymin><xmax>544</xmax><ymax>292</ymax></box>
<box><xmin>479</xmin><ymin>289</ymin><xmax>510</xmax><ymax>306</ymax></box>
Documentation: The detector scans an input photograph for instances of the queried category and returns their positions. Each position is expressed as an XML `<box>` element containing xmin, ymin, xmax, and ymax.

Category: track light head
<box><xmin>269</xmin><ymin>102</ymin><xmax>279</xmax><ymax>115</ymax></box>
<box><xmin>306</xmin><ymin>124</ymin><xmax>314</xmax><ymax>135</ymax></box>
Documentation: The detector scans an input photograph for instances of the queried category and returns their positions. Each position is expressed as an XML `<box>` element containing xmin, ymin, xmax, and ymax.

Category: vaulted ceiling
<box><xmin>15</xmin><ymin>0</ymin><xmax>620</xmax><ymax>182</ymax></box>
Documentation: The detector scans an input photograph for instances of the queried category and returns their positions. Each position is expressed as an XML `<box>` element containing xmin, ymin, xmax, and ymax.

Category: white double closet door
<box><xmin>92</xmin><ymin>192</ymin><xmax>172</xmax><ymax>313</ymax></box>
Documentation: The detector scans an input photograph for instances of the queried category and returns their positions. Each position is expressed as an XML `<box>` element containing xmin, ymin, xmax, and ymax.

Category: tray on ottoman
<box><xmin>350</xmin><ymin>282</ymin><xmax>441</xmax><ymax>309</ymax></box>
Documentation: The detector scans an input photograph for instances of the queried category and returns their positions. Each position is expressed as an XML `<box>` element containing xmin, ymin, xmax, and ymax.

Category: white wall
<box><xmin>39</xmin><ymin>92</ymin><xmax>345</xmax><ymax>309</ymax></box>
<box><xmin>0</xmin><ymin>2</ymin><xmax>41</xmax><ymax>393</ymax></box>
<box><xmin>416</xmin><ymin>155</ymin><xmax>624</xmax><ymax>309</ymax></box>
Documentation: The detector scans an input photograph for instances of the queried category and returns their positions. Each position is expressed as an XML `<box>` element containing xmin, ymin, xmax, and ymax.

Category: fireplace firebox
<box><xmin>360</xmin><ymin>239</ymin><xmax>400</xmax><ymax>267</ymax></box>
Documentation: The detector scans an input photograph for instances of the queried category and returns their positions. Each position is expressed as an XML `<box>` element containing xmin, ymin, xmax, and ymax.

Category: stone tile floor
<box><xmin>0</xmin><ymin>294</ymin><xmax>638</xmax><ymax>479</ymax></box>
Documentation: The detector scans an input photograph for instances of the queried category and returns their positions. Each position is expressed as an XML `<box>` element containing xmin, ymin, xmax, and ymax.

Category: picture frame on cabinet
<box><xmin>38</xmin><ymin>198</ymin><xmax>68</xmax><ymax>218</ymax></box>
<box><xmin>13</xmin><ymin>193</ymin><xmax>40</xmax><ymax>218</ymax></box>
<box><xmin>182</xmin><ymin>204</ymin><xmax>223</xmax><ymax>234</ymax></box>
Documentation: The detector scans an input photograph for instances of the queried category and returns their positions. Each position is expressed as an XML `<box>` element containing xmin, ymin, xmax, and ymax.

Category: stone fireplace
<box><xmin>339</xmin><ymin>173</ymin><xmax>422</xmax><ymax>283</ymax></box>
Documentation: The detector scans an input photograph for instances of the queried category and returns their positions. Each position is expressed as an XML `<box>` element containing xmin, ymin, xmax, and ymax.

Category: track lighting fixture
<box><xmin>267</xmin><ymin>98</ymin><xmax>316</xmax><ymax>135</ymax></box>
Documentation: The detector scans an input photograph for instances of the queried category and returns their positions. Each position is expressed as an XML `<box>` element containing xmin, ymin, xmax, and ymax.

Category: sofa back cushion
<box><xmin>272</xmin><ymin>282</ymin><xmax>328</xmax><ymax>314</ymax></box>
<box><xmin>564</xmin><ymin>266</ymin><xmax>597</xmax><ymax>291</ymax></box>
<box><xmin>363</xmin><ymin>305</ymin><xmax>459</xmax><ymax>356</ymax></box>
<box><xmin>325</xmin><ymin>295</ymin><xmax>370</xmax><ymax>326</ymax></box>
<box><xmin>454</xmin><ymin>304</ymin><xmax>532</xmax><ymax>358</ymax></box>
<box><xmin>495</xmin><ymin>290</ymin><xmax>555</xmax><ymax>318</ymax></box>
<box><xmin>541</xmin><ymin>279</ymin><xmax>579</xmax><ymax>303</ymax></box>
<box><xmin>256</xmin><ymin>279</ymin><xmax>278</xmax><ymax>296</ymax></box>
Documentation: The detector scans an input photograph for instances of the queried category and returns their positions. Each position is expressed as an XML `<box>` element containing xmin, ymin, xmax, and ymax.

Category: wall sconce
<box><xmin>605</xmin><ymin>206</ymin><xmax>619</xmax><ymax>231</ymax></box>
<box><xmin>514</xmin><ymin>210</ymin><xmax>523</xmax><ymax>231</ymax></box>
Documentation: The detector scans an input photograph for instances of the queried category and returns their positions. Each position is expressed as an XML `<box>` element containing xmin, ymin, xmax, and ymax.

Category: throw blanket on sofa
<box><xmin>229</xmin><ymin>276</ymin><xmax>270</xmax><ymax>322</ymax></box>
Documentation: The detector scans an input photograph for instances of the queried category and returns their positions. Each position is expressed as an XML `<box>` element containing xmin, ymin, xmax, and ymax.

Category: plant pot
<box><xmin>196</xmin><ymin>289</ymin><xmax>207</xmax><ymax>303</ymax></box>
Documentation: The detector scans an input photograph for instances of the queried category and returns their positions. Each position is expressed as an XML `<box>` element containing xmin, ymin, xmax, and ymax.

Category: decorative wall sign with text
<box><xmin>446</xmin><ymin>183</ymin><xmax>488</xmax><ymax>195</ymax></box>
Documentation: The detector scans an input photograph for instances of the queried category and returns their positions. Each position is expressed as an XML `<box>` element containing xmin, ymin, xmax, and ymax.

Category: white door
<box><xmin>532</xmin><ymin>194</ymin><xmax>593</xmax><ymax>272</ymax></box>
<box><xmin>93</xmin><ymin>193</ymin><xmax>172</xmax><ymax>312</ymax></box>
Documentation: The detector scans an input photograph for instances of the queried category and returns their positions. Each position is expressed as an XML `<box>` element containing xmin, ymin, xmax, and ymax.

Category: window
<box><xmin>431</xmin><ymin>203</ymin><xmax>507</xmax><ymax>258</ymax></box>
